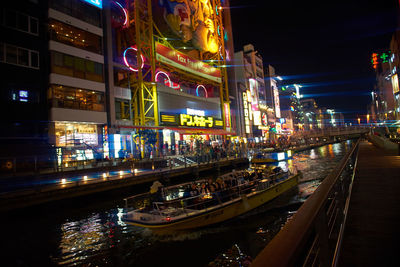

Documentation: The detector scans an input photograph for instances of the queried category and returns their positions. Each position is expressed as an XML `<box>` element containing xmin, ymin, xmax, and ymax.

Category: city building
<box><xmin>47</xmin><ymin>0</ymin><xmax>107</xmax><ymax>166</ymax></box>
<box><xmin>278</xmin><ymin>84</ymin><xmax>304</xmax><ymax>131</ymax></box>
<box><xmin>0</xmin><ymin>0</ymin><xmax>50</xmax><ymax>170</ymax></box>
<box><xmin>107</xmin><ymin>0</ymin><xmax>233</xmax><ymax>158</ymax></box>
<box><xmin>234</xmin><ymin>44</ymin><xmax>267</xmax><ymax>140</ymax></box>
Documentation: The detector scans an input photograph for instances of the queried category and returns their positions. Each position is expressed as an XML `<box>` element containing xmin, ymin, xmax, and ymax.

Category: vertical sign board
<box><xmin>243</xmin><ymin>92</ymin><xmax>250</xmax><ymax>134</ymax></box>
<box><xmin>224</xmin><ymin>103</ymin><xmax>231</xmax><ymax>130</ymax></box>
<box><xmin>392</xmin><ymin>74</ymin><xmax>399</xmax><ymax>94</ymax></box>
<box><xmin>273</xmin><ymin>87</ymin><xmax>281</xmax><ymax>118</ymax></box>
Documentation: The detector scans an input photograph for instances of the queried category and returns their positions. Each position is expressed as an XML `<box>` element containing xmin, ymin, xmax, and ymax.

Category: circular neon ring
<box><xmin>123</xmin><ymin>47</ymin><xmax>144</xmax><ymax>72</ymax></box>
<box><xmin>196</xmin><ymin>85</ymin><xmax>208</xmax><ymax>98</ymax></box>
<box><xmin>114</xmin><ymin>2</ymin><xmax>128</xmax><ymax>26</ymax></box>
<box><xmin>155</xmin><ymin>71</ymin><xmax>171</xmax><ymax>87</ymax></box>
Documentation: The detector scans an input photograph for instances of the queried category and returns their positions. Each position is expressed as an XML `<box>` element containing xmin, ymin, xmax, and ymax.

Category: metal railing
<box><xmin>251</xmin><ymin>138</ymin><xmax>360</xmax><ymax>267</ymax></box>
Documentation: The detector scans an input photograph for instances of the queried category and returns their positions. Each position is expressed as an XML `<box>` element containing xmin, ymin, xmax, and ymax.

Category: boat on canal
<box><xmin>122</xmin><ymin>168</ymin><xmax>301</xmax><ymax>232</ymax></box>
<box><xmin>251</xmin><ymin>149</ymin><xmax>294</xmax><ymax>164</ymax></box>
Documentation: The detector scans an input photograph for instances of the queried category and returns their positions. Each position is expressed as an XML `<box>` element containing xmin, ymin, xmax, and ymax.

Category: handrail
<box><xmin>251</xmin><ymin>138</ymin><xmax>360</xmax><ymax>267</ymax></box>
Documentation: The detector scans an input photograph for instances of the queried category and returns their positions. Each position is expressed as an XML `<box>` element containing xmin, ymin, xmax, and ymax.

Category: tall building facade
<box><xmin>0</xmin><ymin>0</ymin><xmax>50</xmax><ymax>170</ymax></box>
<box><xmin>234</xmin><ymin>44</ymin><xmax>267</xmax><ymax>140</ymax></box>
<box><xmin>47</xmin><ymin>0</ymin><xmax>107</xmax><ymax>165</ymax></box>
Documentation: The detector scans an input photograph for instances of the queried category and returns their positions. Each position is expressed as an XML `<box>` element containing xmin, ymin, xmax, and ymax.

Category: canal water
<box><xmin>3</xmin><ymin>141</ymin><xmax>353</xmax><ymax>267</ymax></box>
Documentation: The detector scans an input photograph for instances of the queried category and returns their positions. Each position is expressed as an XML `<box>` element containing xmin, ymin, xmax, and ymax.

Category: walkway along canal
<box><xmin>1</xmin><ymin>141</ymin><xmax>354</xmax><ymax>266</ymax></box>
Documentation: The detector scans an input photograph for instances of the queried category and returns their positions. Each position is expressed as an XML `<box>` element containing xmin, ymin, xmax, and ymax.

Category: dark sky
<box><xmin>230</xmin><ymin>0</ymin><xmax>398</xmax><ymax>121</ymax></box>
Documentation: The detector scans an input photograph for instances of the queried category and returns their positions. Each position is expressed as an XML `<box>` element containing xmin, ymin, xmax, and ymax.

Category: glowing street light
<box><xmin>358</xmin><ymin>118</ymin><xmax>361</xmax><ymax>125</ymax></box>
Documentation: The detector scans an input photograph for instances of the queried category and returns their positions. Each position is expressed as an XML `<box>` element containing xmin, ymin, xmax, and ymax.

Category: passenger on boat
<box><xmin>149</xmin><ymin>180</ymin><xmax>163</xmax><ymax>202</ymax></box>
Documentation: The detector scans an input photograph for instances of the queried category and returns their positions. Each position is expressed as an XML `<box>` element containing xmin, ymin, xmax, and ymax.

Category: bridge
<box><xmin>251</xmin><ymin>136</ymin><xmax>400</xmax><ymax>267</ymax></box>
<box><xmin>293</xmin><ymin>126</ymin><xmax>369</xmax><ymax>141</ymax></box>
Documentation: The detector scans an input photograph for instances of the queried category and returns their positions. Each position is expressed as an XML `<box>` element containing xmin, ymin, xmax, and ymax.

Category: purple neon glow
<box><xmin>196</xmin><ymin>85</ymin><xmax>208</xmax><ymax>98</ymax></box>
<box><xmin>155</xmin><ymin>71</ymin><xmax>172</xmax><ymax>87</ymax></box>
<box><xmin>123</xmin><ymin>47</ymin><xmax>144</xmax><ymax>72</ymax></box>
<box><xmin>114</xmin><ymin>2</ymin><xmax>128</xmax><ymax>26</ymax></box>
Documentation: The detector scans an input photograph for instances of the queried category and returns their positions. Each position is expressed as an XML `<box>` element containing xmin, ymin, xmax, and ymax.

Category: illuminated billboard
<box><xmin>82</xmin><ymin>0</ymin><xmax>102</xmax><ymax>8</ymax></box>
<box><xmin>156</xmin><ymin>0</ymin><xmax>219</xmax><ymax>53</ymax></box>
<box><xmin>155</xmin><ymin>42</ymin><xmax>221</xmax><ymax>83</ymax></box>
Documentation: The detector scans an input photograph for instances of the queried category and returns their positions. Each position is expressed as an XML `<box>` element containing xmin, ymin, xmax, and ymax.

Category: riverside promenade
<box><xmin>0</xmin><ymin>157</ymin><xmax>248</xmax><ymax>212</ymax></box>
<box><xmin>338</xmin><ymin>141</ymin><xmax>400</xmax><ymax>266</ymax></box>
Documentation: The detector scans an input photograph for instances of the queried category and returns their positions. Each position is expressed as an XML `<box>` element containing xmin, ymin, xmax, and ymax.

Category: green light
<box><xmin>381</xmin><ymin>53</ymin><xmax>389</xmax><ymax>63</ymax></box>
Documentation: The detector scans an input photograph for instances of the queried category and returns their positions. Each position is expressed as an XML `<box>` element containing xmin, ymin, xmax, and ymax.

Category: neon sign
<box><xmin>123</xmin><ymin>47</ymin><xmax>144</xmax><ymax>72</ymax></box>
<box><xmin>114</xmin><ymin>2</ymin><xmax>127</xmax><ymax>26</ymax></box>
<box><xmin>196</xmin><ymin>85</ymin><xmax>208</xmax><ymax>98</ymax></box>
<box><xmin>243</xmin><ymin>92</ymin><xmax>250</xmax><ymax>134</ymax></box>
<box><xmin>82</xmin><ymin>0</ymin><xmax>102</xmax><ymax>8</ymax></box>
<box><xmin>371</xmin><ymin>53</ymin><xmax>379</xmax><ymax>69</ymax></box>
<box><xmin>180</xmin><ymin>114</ymin><xmax>214</xmax><ymax>128</ymax></box>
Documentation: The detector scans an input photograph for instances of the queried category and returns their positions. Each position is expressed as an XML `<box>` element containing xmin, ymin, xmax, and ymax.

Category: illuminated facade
<box><xmin>390</xmin><ymin>31</ymin><xmax>400</xmax><ymax>120</ymax></box>
<box><xmin>47</xmin><ymin>0</ymin><xmax>107</xmax><ymax>165</ymax></box>
<box><xmin>234</xmin><ymin>44</ymin><xmax>267</xmax><ymax>139</ymax></box>
<box><xmin>106</xmin><ymin>0</ymin><xmax>233</xmax><ymax>157</ymax></box>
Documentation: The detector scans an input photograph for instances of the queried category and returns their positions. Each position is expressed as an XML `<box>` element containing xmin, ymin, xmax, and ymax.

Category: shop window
<box><xmin>49</xmin><ymin>19</ymin><xmax>102</xmax><ymax>54</ymax></box>
<box><xmin>49</xmin><ymin>84</ymin><xmax>105</xmax><ymax>112</ymax></box>
<box><xmin>55</xmin><ymin>122</ymin><xmax>98</xmax><ymax>147</ymax></box>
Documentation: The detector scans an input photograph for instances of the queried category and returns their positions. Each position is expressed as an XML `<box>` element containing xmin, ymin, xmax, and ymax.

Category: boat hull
<box><xmin>124</xmin><ymin>174</ymin><xmax>300</xmax><ymax>232</ymax></box>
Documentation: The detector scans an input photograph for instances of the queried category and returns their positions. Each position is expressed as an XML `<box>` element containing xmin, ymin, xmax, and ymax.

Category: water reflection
<box><xmin>7</xmin><ymin>141</ymin><xmax>352</xmax><ymax>267</ymax></box>
<box><xmin>58</xmin><ymin>214</ymin><xmax>106</xmax><ymax>265</ymax></box>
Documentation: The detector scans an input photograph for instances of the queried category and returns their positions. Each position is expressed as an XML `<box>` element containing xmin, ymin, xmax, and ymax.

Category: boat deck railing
<box><xmin>124</xmin><ymin>170</ymin><xmax>294</xmax><ymax>220</ymax></box>
<box><xmin>251</xmin><ymin>139</ymin><xmax>360</xmax><ymax>267</ymax></box>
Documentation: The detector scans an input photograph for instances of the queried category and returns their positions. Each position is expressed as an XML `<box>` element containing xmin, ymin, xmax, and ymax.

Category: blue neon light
<box><xmin>82</xmin><ymin>0</ymin><xmax>102</xmax><ymax>8</ymax></box>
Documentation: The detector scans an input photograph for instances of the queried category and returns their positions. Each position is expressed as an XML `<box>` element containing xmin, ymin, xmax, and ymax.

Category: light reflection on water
<box><xmin>3</xmin><ymin>141</ymin><xmax>353</xmax><ymax>267</ymax></box>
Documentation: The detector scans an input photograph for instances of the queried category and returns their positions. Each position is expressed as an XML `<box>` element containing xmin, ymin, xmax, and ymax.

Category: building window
<box><xmin>115</xmin><ymin>99</ymin><xmax>131</xmax><ymax>120</ymax></box>
<box><xmin>51</xmin><ymin>51</ymin><xmax>103</xmax><ymax>82</ymax></box>
<box><xmin>49</xmin><ymin>19</ymin><xmax>102</xmax><ymax>54</ymax></box>
<box><xmin>49</xmin><ymin>0</ymin><xmax>102</xmax><ymax>28</ymax></box>
<box><xmin>6</xmin><ymin>44</ymin><xmax>17</xmax><ymax>64</ymax></box>
<box><xmin>2</xmin><ymin>43</ymin><xmax>39</xmax><ymax>69</ymax></box>
<box><xmin>2</xmin><ymin>9</ymin><xmax>39</xmax><ymax>35</ymax></box>
<box><xmin>114</xmin><ymin>68</ymin><xmax>129</xmax><ymax>88</ymax></box>
<box><xmin>49</xmin><ymin>84</ymin><xmax>105</xmax><ymax>112</ymax></box>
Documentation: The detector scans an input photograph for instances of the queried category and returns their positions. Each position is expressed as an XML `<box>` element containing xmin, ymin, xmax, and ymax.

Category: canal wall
<box><xmin>0</xmin><ymin>158</ymin><xmax>248</xmax><ymax>212</ymax></box>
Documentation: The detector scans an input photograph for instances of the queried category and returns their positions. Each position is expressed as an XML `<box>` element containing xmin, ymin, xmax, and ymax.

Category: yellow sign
<box><xmin>392</xmin><ymin>74</ymin><xmax>399</xmax><ymax>94</ymax></box>
<box><xmin>180</xmin><ymin>114</ymin><xmax>214</xmax><ymax>128</ymax></box>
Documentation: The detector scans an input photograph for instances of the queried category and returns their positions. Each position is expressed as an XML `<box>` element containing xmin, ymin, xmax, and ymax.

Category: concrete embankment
<box><xmin>0</xmin><ymin>158</ymin><xmax>248</xmax><ymax>212</ymax></box>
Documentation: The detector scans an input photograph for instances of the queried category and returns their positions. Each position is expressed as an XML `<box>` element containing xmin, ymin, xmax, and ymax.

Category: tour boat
<box><xmin>251</xmin><ymin>150</ymin><xmax>294</xmax><ymax>164</ymax></box>
<box><xmin>122</xmin><ymin>168</ymin><xmax>301</xmax><ymax>232</ymax></box>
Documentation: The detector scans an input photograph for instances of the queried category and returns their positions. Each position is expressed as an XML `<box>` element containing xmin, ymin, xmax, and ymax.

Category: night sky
<box><xmin>230</xmin><ymin>0</ymin><xmax>398</xmax><ymax>121</ymax></box>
